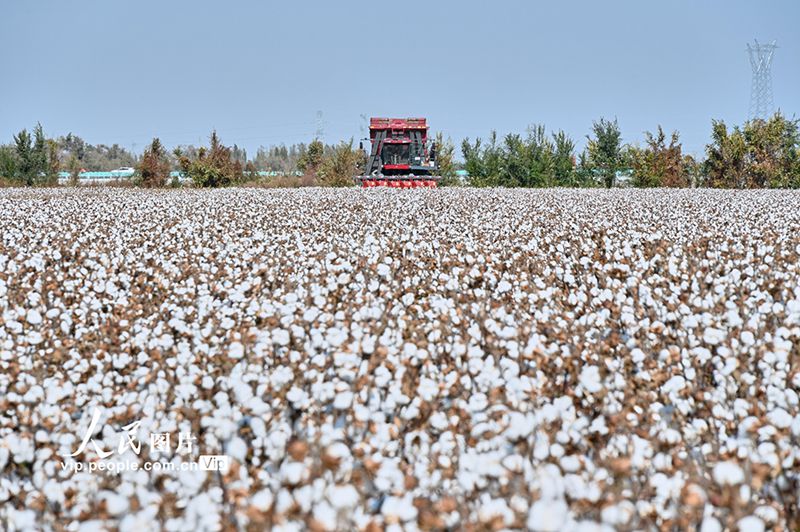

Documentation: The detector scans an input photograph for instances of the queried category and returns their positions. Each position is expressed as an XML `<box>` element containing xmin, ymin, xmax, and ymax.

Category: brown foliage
<box><xmin>137</xmin><ymin>138</ymin><xmax>171</xmax><ymax>188</ymax></box>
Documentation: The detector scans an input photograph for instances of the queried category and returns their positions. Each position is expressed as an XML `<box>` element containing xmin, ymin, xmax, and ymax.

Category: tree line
<box><xmin>455</xmin><ymin>113</ymin><xmax>800</xmax><ymax>188</ymax></box>
<box><xmin>141</xmin><ymin>134</ymin><xmax>363</xmax><ymax>188</ymax></box>
<box><xmin>2</xmin><ymin>113</ymin><xmax>799</xmax><ymax>188</ymax></box>
<box><xmin>0</xmin><ymin>124</ymin><xmax>363</xmax><ymax>188</ymax></box>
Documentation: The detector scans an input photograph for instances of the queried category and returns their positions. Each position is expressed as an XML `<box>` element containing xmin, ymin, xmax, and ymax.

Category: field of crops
<box><xmin>1</xmin><ymin>187</ymin><xmax>799</xmax><ymax>531</ymax></box>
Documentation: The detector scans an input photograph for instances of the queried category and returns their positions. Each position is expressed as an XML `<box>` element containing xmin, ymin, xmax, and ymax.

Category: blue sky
<box><xmin>1</xmin><ymin>0</ymin><xmax>798</xmax><ymax>158</ymax></box>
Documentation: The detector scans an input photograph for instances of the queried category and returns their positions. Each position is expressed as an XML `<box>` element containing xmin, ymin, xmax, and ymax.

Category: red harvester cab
<box><xmin>357</xmin><ymin>117</ymin><xmax>440</xmax><ymax>188</ymax></box>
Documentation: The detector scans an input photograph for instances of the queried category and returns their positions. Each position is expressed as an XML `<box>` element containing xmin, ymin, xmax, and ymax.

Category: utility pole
<box><xmin>315</xmin><ymin>111</ymin><xmax>325</xmax><ymax>142</ymax></box>
<box><xmin>747</xmin><ymin>39</ymin><xmax>777</xmax><ymax>120</ymax></box>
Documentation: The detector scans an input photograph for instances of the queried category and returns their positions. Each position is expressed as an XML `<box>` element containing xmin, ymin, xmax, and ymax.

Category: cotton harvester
<box><xmin>357</xmin><ymin>117</ymin><xmax>440</xmax><ymax>187</ymax></box>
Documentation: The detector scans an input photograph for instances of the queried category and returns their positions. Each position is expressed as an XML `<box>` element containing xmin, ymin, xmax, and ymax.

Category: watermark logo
<box><xmin>63</xmin><ymin>407</ymin><xmax>228</xmax><ymax>474</ymax></box>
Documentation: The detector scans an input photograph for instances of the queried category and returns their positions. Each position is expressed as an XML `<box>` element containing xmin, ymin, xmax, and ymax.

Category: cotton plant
<box><xmin>0</xmin><ymin>187</ymin><xmax>798</xmax><ymax>530</ymax></box>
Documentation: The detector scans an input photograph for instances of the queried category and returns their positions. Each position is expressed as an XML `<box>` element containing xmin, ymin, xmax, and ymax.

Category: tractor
<box><xmin>357</xmin><ymin>117</ymin><xmax>439</xmax><ymax>188</ymax></box>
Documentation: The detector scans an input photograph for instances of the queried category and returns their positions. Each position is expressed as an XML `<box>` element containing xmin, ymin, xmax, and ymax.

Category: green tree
<box><xmin>462</xmin><ymin>137</ymin><xmax>486</xmax><ymax>186</ymax></box>
<box><xmin>434</xmin><ymin>133</ymin><xmax>458</xmax><ymax>186</ymax></box>
<box><xmin>742</xmin><ymin>113</ymin><xmax>799</xmax><ymax>188</ymax></box>
<box><xmin>318</xmin><ymin>140</ymin><xmax>362</xmax><ymax>187</ymax></box>
<box><xmin>462</xmin><ymin>127</ymin><xmax>560</xmax><ymax>188</ymax></box>
<box><xmin>524</xmin><ymin>125</ymin><xmax>556</xmax><ymax>187</ymax></box>
<box><xmin>586</xmin><ymin>118</ymin><xmax>623</xmax><ymax>188</ymax></box>
<box><xmin>60</xmin><ymin>133</ymin><xmax>87</xmax><ymax>161</ymax></box>
<box><xmin>552</xmin><ymin>130</ymin><xmax>576</xmax><ymax>186</ymax></box>
<box><xmin>298</xmin><ymin>139</ymin><xmax>324</xmax><ymax>174</ymax></box>
<box><xmin>14</xmin><ymin>129</ymin><xmax>36</xmax><ymax>186</ymax></box>
<box><xmin>501</xmin><ymin>133</ymin><xmax>530</xmax><ymax>187</ymax></box>
<box><xmin>14</xmin><ymin>129</ymin><xmax>33</xmax><ymax>185</ymax></box>
<box><xmin>575</xmin><ymin>150</ymin><xmax>597</xmax><ymax>187</ymax></box>
<box><xmin>32</xmin><ymin>124</ymin><xmax>48</xmax><ymax>183</ymax></box>
<box><xmin>683</xmin><ymin>154</ymin><xmax>702</xmax><ymax>188</ymax></box>
<box><xmin>175</xmin><ymin>131</ymin><xmax>242</xmax><ymax>188</ymax></box>
<box><xmin>56</xmin><ymin>133</ymin><xmax>135</xmax><ymax>171</ymax></box>
<box><xmin>11</xmin><ymin>124</ymin><xmax>54</xmax><ymax>186</ymax></box>
<box><xmin>0</xmin><ymin>146</ymin><xmax>18</xmax><ymax>182</ymax></box>
<box><xmin>462</xmin><ymin>132</ymin><xmax>503</xmax><ymax>187</ymax></box>
<box><xmin>46</xmin><ymin>139</ymin><xmax>60</xmax><ymax>185</ymax></box>
<box><xmin>136</xmin><ymin>138</ymin><xmax>171</xmax><ymax>187</ymax></box>
<box><xmin>67</xmin><ymin>155</ymin><xmax>81</xmax><ymax>186</ymax></box>
<box><xmin>629</xmin><ymin>126</ymin><xmax>688</xmax><ymax>188</ymax></box>
<box><xmin>704</xmin><ymin>120</ymin><xmax>749</xmax><ymax>188</ymax></box>
<box><xmin>703</xmin><ymin>113</ymin><xmax>800</xmax><ymax>189</ymax></box>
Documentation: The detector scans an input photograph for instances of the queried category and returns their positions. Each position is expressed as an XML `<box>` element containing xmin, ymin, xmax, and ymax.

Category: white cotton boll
<box><xmin>502</xmin><ymin>454</ymin><xmax>524</xmax><ymax>473</ymax></box>
<box><xmin>741</xmin><ymin>331</ymin><xmax>755</xmax><ymax>346</ymax></box>
<box><xmin>478</xmin><ymin>499</ymin><xmax>514</xmax><ymax>526</ymax></box>
<box><xmin>601</xmin><ymin>502</ymin><xmax>634</xmax><ymax>525</ymax></box>
<box><xmin>327</xmin><ymin>484</ymin><xmax>359</xmax><ymax>510</ymax></box>
<box><xmin>327</xmin><ymin>328</ymin><xmax>348</xmax><ymax>347</ymax></box>
<box><xmin>377</xmin><ymin>263</ymin><xmax>391</xmax><ymax>278</ymax></box>
<box><xmin>251</xmin><ymin>489</ymin><xmax>274</xmax><ymax>511</ymax></box>
<box><xmin>505</xmin><ymin>412</ymin><xmax>534</xmax><ymax>440</ymax></box>
<box><xmin>703</xmin><ymin>327</ymin><xmax>726</xmax><ymax>345</ymax></box>
<box><xmin>26</xmin><ymin>309</ymin><xmax>43</xmax><ymax>325</ymax></box>
<box><xmin>286</xmin><ymin>387</ymin><xmax>309</xmax><ymax>409</ymax></box>
<box><xmin>105</xmin><ymin>281</ymin><xmax>119</xmax><ymax>297</ymax></box>
<box><xmin>42</xmin><ymin>479</ymin><xmax>65</xmax><ymax>505</ymax></box>
<box><xmin>333</xmin><ymin>391</ymin><xmax>353</xmax><ymax>410</ymax></box>
<box><xmin>430</xmin><ymin>412</ymin><xmax>449</xmax><ymax>431</ymax></box>
<box><xmin>7</xmin><ymin>509</ymin><xmax>37</xmax><ymax>530</ymax></box>
<box><xmin>279</xmin><ymin>461</ymin><xmax>308</xmax><ymax>485</ymax></box>
<box><xmin>313</xmin><ymin>502</ymin><xmax>338</xmax><ymax>531</ymax></box>
<box><xmin>417</xmin><ymin>378</ymin><xmax>439</xmax><ymax>401</ymax></box>
<box><xmin>527</xmin><ymin>499</ymin><xmax>568</xmax><ymax>532</ymax></box>
<box><xmin>579</xmin><ymin>366</ymin><xmax>603</xmax><ymax>394</ymax></box>
<box><xmin>325</xmin><ymin>442</ymin><xmax>351</xmax><ymax>461</ymax></box>
<box><xmin>381</xmin><ymin>494</ymin><xmax>418</xmax><ymax>523</ymax></box>
<box><xmin>692</xmin><ymin>346</ymin><xmax>712</xmax><ymax>363</ymax></box>
<box><xmin>700</xmin><ymin>517</ymin><xmax>722</xmax><ymax>532</ymax></box>
<box><xmin>9</xmin><ymin>434</ymin><xmax>35</xmax><ymax>463</ymax></box>
<box><xmin>737</xmin><ymin>516</ymin><xmax>765</xmax><ymax>532</ymax></box>
<box><xmin>713</xmin><ymin>461</ymin><xmax>745</xmax><ymax>486</ymax></box>
<box><xmin>754</xmin><ymin>506</ymin><xmax>779</xmax><ymax>525</ymax></box>
<box><xmin>559</xmin><ymin>455</ymin><xmax>581</xmax><ymax>473</ymax></box>
<box><xmin>468</xmin><ymin>393</ymin><xmax>488</xmax><ymax>412</ymax></box>
<box><xmin>248</xmin><ymin>417</ymin><xmax>267</xmax><ymax>439</ymax></box>
<box><xmin>0</xmin><ymin>447</ymin><xmax>10</xmax><ymax>472</ymax></box>
<box><xmin>661</xmin><ymin>376</ymin><xmax>685</xmax><ymax>395</ymax></box>
<box><xmin>767</xmin><ymin>408</ymin><xmax>792</xmax><ymax>429</ymax></box>
<box><xmin>226</xmin><ymin>436</ymin><xmax>248</xmax><ymax>462</ymax></box>
<box><xmin>273</xmin><ymin>329</ymin><xmax>290</xmax><ymax>346</ymax></box>
<box><xmin>101</xmin><ymin>492</ymin><xmax>130</xmax><ymax>516</ymax></box>
<box><xmin>229</xmin><ymin>342</ymin><xmax>244</xmax><ymax>359</ymax></box>
<box><xmin>401</xmin><ymin>402</ymin><xmax>420</xmax><ymax>420</ymax></box>
<box><xmin>271</xmin><ymin>366</ymin><xmax>295</xmax><ymax>389</ymax></box>
<box><xmin>497</xmin><ymin>280</ymin><xmax>512</xmax><ymax>293</ymax></box>
<box><xmin>631</xmin><ymin>349</ymin><xmax>646</xmax><ymax>364</ymax></box>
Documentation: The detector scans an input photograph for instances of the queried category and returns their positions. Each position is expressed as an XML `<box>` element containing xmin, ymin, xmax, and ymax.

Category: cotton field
<box><xmin>1</xmin><ymin>187</ymin><xmax>799</xmax><ymax>532</ymax></box>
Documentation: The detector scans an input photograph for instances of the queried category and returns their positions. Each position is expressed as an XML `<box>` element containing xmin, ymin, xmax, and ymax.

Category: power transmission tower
<box><xmin>747</xmin><ymin>39</ymin><xmax>777</xmax><ymax>120</ymax></box>
<box><xmin>315</xmin><ymin>110</ymin><xmax>325</xmax><ymax>142</ymax></box>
